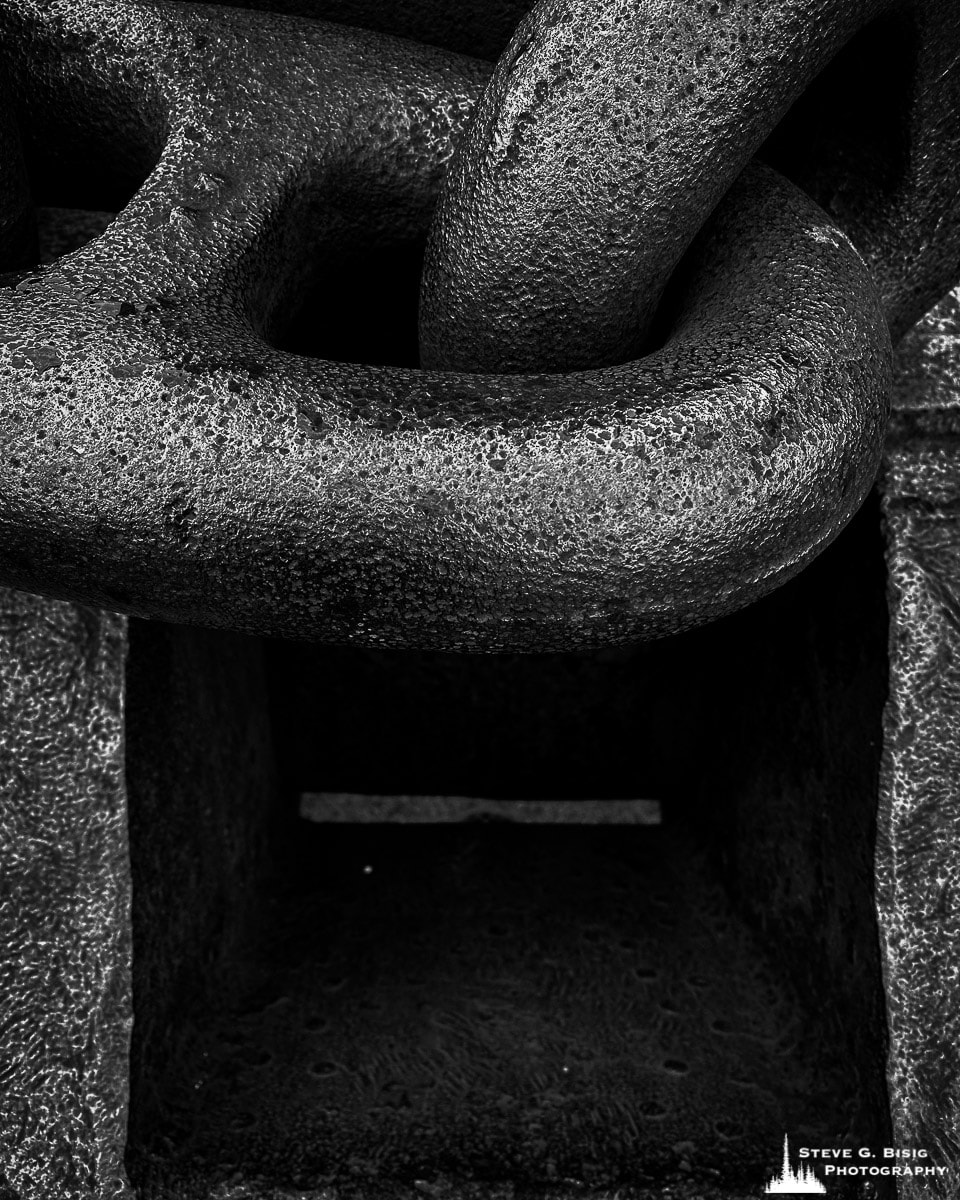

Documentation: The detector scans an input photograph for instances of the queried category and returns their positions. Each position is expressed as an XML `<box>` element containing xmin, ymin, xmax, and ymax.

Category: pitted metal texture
<box><xmin>878</xmin><ymin>285</ymin><xmax>960</xmax><ymax>1197</ymax></box>
<box><xmin>0</xmin><ymin>0</ymin><xmax>893</xmax><ymax>649</ymax></box>
<box><xmin>420</xmin><ymin>0</ymin><xmax>960</xmax><ymax>373</ymax></box>
<box><xmin>0</xmin><ymin>591</ymin><xmax>129</xmax><ymax>1200</ymax></box>
<box><xmin>0</xmin><ymin>1</ymin><xmax>959</xmax><ymax>1197</ymax></box>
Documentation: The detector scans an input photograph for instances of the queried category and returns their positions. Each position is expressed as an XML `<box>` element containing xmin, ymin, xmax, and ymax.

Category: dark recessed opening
<box><xmin>17</xmin><ymin>80</ymin><xmax>164</xmax><ymax>216</ymax></box>
<box><xmin>758</xmin><ymin>9</ymin><xmax>916</xmax><ymax>218</ymax></box>
<box><xmin>123</xmin><ymin>495</ymin><xmax>892</xmax><ymax>1199</ymax></box>
<box><xmin>25</xmin><ymin>150</ymin><xmax>156</xmax><ymax>219</ymax></box>
<box><xmin>0</xmin><ymin>69</ymin><xmax>163</xmax><ymax>275</ymax></box>
<box><xmin>269</xmin><ymin>237</ymin><xmax>427</xmax><ymax>369</ymax></box>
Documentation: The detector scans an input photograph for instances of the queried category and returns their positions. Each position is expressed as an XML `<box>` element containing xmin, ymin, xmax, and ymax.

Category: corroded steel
<box><xmin>879</xmin><ymin>287</ymin><xmax>960</xmax><ymax>1199</ymax></box>
<box><xmin>0</xmin><ymin>0</ymin><xmax>890</xmax><ymax>649</ymax></box>
<box><xmin>0</xmin><ymin>594</ymin><xmax>129</xmax><ymax>1199</ymax></box>
<box><xmin>0</xmin><ymin>0</ymin><xmax>959</xmax><ymax>1197</ymax></box>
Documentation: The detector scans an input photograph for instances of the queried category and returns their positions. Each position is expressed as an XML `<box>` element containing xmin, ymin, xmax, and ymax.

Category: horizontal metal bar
<box><xmin>299</xmin><ymin>794</ymin><xmax>661</xmax><ymax>824</ymax></box>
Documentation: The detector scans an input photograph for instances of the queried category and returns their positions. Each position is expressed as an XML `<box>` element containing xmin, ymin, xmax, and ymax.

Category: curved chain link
<box><xmin>420</xmin><ymin>0</ymin><xmax>960</xmax><ymax>373</ymax></box>
<box><xmin>0</xmin><ymin>0</ymin><xmax>891</xmax><ymax>648</ymax></box>
<box><xmin>1</xmin><ymin>0</ymin><xmax>954</xmax><ymax>651</ymax></box>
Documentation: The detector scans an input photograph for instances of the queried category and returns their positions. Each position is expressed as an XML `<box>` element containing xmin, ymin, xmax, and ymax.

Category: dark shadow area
<box><xmin>22</xmin><ymin>138</ymin><xmax>158</xmax><ymax>218</ymax></box>
<box><xmin>0</xmin><ymin>20</ymin><xmax>162</xmax><ymax>264</ymax></box>
<box><xmin>124</xmin><ymin>624</ymin><xmax>280</xmax><ymax>1156</ymax></box>
<box><xmin>128</xmin><ymin>822</ymin><xmax>849</xmax><ymax>1194</ymax></box>
<box><xmin>696</xmin><ymin>492</ymin><xmax>893</xmax><ymax>1166</ymax></box>
<box><xmin>11</xmin><ymin>71</ymin><xmax>164</xmax><ymax>216</ymax></box>
<box><xmin>760</xmin><ymin>8</ymin><xmax>915</xmax><ymax>204</ymax></box>
<box><xmin>124</xmin><ymin>495</ymin><xmax>891</xmax><ymax>1199</ymax></box>
<box><xmin>758</xmin><ymin>6</ymin><xmax>917</xmax><ymax>278</ymax></box>
<box><xmin>271</xmin><ymin>238</ymin><xmax>426</xmax><ymax>368</ymax></box>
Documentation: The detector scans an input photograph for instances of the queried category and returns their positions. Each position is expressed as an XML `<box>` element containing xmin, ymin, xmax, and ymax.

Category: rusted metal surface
<box><xmin>0</xmin><ymin>0</ymin><xmax>891</xmax><ymax>649</ymax></box>
<box><xmin>0</xmin><ymin>593</ymin><xmax>130</xmax><ymax>1199</ymax></box>
<box><xmin>0</xmin><ymin>0</ymin><xmax>958</xmax><ymax>1195</ymax></box>
<box><xmin>878</xmin><ymin>286</ymin><xmax>960</xmax><ymax>1198</ymax></box>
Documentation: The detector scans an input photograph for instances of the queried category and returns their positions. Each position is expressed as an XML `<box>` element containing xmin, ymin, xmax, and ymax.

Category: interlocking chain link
<box><xmin>420</xmin><ymin>0</ymin><xmax>960</xmax><ymax>374</ymax></box>
<box><xmin>0</xmin><ymin>0</ymin><xmax>955</xmax><ymax>650</ymax></box>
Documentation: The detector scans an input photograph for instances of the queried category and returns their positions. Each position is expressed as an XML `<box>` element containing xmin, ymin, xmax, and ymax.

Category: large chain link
<box><xmin>0</xmin><ymin>0</ymin><xmax>954</xmax><ymax>652</ymax></box>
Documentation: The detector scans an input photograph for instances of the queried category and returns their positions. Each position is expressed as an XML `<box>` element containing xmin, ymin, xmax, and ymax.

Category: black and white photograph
<box><xmin>0</xmin><ymin>0</ymin><xmax>958</xmax><ymax>1196</ymax></box>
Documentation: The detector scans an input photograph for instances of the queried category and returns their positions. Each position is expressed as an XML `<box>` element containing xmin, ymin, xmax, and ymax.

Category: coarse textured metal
<box><xmin>0</xmin><ymin>0</ymin><xmax>891</xmax><ymax>649</ymax></box>
<box><xmin>0</xmin><ymin>591</ymin><xmax>130</xmax><ymax>1200</ymax></box>
<box><xmin>420</xmin><ymin>0</ymin><xmax>960</xmax><ymax>373</ymax></box>
<box><xmin>0</xmin><ymin>0</ymin><xmax>957</xmax><ymax>1196</ymax></box>
<box><xmin>878</xmin><ymin>285</ymin><xmax>960</xmax><ymax>1199</ymax></box>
